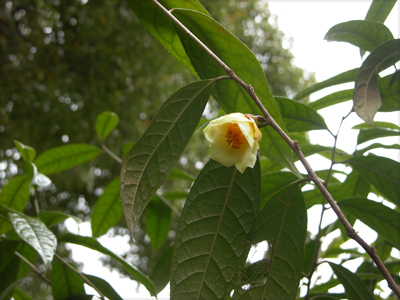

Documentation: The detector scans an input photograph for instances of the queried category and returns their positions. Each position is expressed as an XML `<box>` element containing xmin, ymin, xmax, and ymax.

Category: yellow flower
<box><xmin>203</xmin><ymin>113</ymin><xmax>262</xmax><ymax>173</ymax></box>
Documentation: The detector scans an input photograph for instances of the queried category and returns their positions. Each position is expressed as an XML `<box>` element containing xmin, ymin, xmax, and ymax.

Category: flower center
<box><xmin>225</xmin><ymin>123</ymin><xmax>246</xmax><ymax>149</ymax></box>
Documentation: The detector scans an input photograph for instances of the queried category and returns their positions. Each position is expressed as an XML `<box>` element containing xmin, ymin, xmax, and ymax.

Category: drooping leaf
<box><xmin>34</xmin><ymin>144</ymin><xmax>102</xmax><ymax>175</ymax></box>
<box><xmin>353</xmin><ymin>39</ymin><xmax>400</xmax><ymax>125</ymax></box>
<box><xmin>149</xmin><ymin>246</ymin><xmax>174</xmax><ymax>293</ymax></box>
<box><xmin>275</xmin><ymin>97</ymin><xmax>327</xmax><ymax>131</ymax></box>
<box><xmin>83</xmin><ymin>274</ymin><xmax>123</xmax><ymax>300</ymax></box>
<box><xmin>234</xmin><ymin>183</ymin><xmax>307</xmax><ymax>300</ymax></box>
<box><xmin>294</xmin><ymin>68</ymin><xmax>358</xmax><ymax>100</ymax></box>
<box><xmin>352</xmin><ymin>121</ymin><xmax>400</xmax><ymax>130</ymax></box>
<box><xmin>172</xmin><ymin>9</ymin><xmax>298</xmax><ymax>175</ymax></box>
<box><xmin>328</xmin><ymin>262</ymin><xmax>375</xmax><ymax>300</ymax></box>
<box><xmin>309</xmin><ymin>89</ymin><xmax>353</xmax><ymax>111</ymax></box>
<box><xmin>338</xmin><ymin>197</ymin><xmax>400</xmax><ymax>250</ymax></box>
<box><xmin>9</xmin><ymin>212</ymin><xmax>57</xmax><ymax>266</ymax></box>
<box><xmin>120</xmin><ymin>80</ymin><xmax>215</xmax><ymax>234</ymax></box>
<box><xmin>58</xmin><ymin>233</ymin><xmax>157</xmax><ymax>296</ymax></box>
<box><xmin>356</xmin><ymin>127</ymin><xmax>400</xmax><ymax>145</ymax></box>
<box><xmin>14</xmin><ymin>140</ymin><xmax>36</xmax><ymax>162</ymax></box>
<box><xmin>357</xmin><ymin>143</ymin><xmax>400</xmax><ymax>155</ymax></box>
<box><xmin>91</xmin><ymin>177</ymin><xmax>123</xmax><ymax>238</ymax></box>
<box><xmin>324</xmin><ymin>20</ymin><xmax>393</xmax><ymax>52</ymax></box>
<box><xmin>39</xmin><ymin>210</ymin><xmax>80</xmax><ymax>228</ymax></box>
<box><xmin>365</xmin><ymin>0</ymin><xmax>397</xmax><ymax>23</ymax></box>
<box><xmin>95</xmin><ymin>111</ymin><xmax>119</xmax><ymax>140</ymax></box>
<box><xmin>346</xmin><ymin>156</ymin><xmax>399</xmax><ymax>206</ymax></box>
<box><xmin>170</xmin><ymin>159</ymin><xmax>260</xmax><ymax>300</ymax></box>
<box><xmin>146</xmin><ymin>195</ymin><xmax>171</xmax><ymax>251</ymax></box>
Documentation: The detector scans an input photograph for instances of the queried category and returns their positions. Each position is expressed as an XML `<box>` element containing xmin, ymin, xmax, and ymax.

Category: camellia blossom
<box><xmin>203</xmin><ymin>113</ymin><xmax>262</xmax><ymax>173</ymax></box>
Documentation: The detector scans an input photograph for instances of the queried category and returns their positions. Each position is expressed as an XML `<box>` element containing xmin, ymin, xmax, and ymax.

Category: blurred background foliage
<box><xmin>0</xmin><ymin>0</ymin><xmax>314</xmax><ymax>295</ymax></box>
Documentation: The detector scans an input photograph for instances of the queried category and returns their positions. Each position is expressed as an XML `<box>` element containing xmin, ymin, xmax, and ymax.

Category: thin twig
<box><xmin>15</xmin><ymin>251</ymin><xmax>51</xmax><ymax>285</ymax></box>
<box><xmin>102</xmin><ymin>143</ymin><xmax>123</xmax><ymax>164</ymax></box>
<box><xmin>55</xmin><ymin>253</ymin><xmax>105</xmax><ymax>299</ymax></box>
<box><xmin>150</xmin><ymin>0</ymin><xmax>400</xmax><ymax>297</ymax></box>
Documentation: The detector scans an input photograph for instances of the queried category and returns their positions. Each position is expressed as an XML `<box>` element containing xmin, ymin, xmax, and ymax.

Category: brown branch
<box><xmin>150</xmin><ymin>0</ymin><xmax>400</xmax><ymax>297</ymax></box>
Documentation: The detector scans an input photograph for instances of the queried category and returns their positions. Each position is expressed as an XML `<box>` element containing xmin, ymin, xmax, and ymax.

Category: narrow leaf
<box><xmin>145</xmin><ymin>195</ymin><xmax>171</xmax><ymax>251</ymax></box>
<box><xmin>324</xmin><ymin>20</ymin><xmax>393</xmax><ymax>52</ymax></box>
<box><xmin>346</xmin><ymin>156</ymin><xmax>399</xmax><ymax>206</ymax></box>
<box><xmin>34</xmin><ymin>144</ymin><xmax>102</xmax><ymax>175</ymax></box>
<box><xmin>9</xmin><ymin>212</ymin><xmax>57</xmax><ymax>266</ymax></box>
<box><xmin>14</xmin><ymin>140</ymin><xmax>36</xmax><ymax>162</ymax></box>
<box><xmin>91</xmin><ymin>177</ymin><xmax>123</xmax><ymax>238</ymax></box>
<box><xmin>83</xmin><ymin>274</ymin><xmax>123</xmax><ymax>300</ymax></box>
<box><xmin>365</xmin><ymin>0</ymin><xmax>397</xmax><ymax>23</ymax></box>
<box><xmin>380</xmin><ymin>73</ymin><xmax>400</xmax><ymax>112</ymax></box>
<box><xmin>58</xmin><ymin>233</ymin><xmax>157</xmax><ymax>296</ymax></box>
<box><xmin>338</xmin><ymin>197</ymin><xmax>400</xmax><ymax>250</ymax></box>
<box><xmin>309</xmin><ymin>89</ymin><xmax>353</xmax><ymax>111</ymax></box>
<box><xmin>357</xmin><ymin>127</ymin><xmax>400</xmax><ymax>145</ymax></box>
<box><xmin>95</xmin><ymin>111</ymin><xmax>119</xmax><ymax>140</ymax></box>
<box><xmin>357</xmin><ymin>143</ymin><xmax>400</xmax><ymax>155</ymax></box>
<box><xmin>352</xmin><ymin>121</ymin><xmax>400</xmax><ymax>130</ymax></box>
<box><xmin>235</xmin><ymin>183</ymin><xmax>307</xmax><ymax>299</ymax></box>
<box><xmin>170</xmin><ymin>159</ymin><xmax>260</xmax><ymax>300</ymax></box>
<box><xmin>328</xmin><ymin>262</ymin><xmax>374</xmax><ymax>300</ymax></box>
<box><xmin>50</xmin><ymin>259</ymin><xmax>86</xmax><ymax>299</ymax></box>
<box><xmin>294</xmin><ymin>68</ymin><xmax>358</xmax><ymax>100</ymax></box>
<box><xmin>120</xmin><ymin>80</ymin><xmax>215</xmax><ymax>234</ymax></box>
<box><xmin>353</xmin><ymin>39</ymin><xmax>400</xmax><ymax>125</ymax></box>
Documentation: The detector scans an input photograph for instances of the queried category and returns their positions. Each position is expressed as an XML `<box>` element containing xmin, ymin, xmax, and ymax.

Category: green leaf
<box><xmin>275</xmin><ymin>97</ymin><xmax>327</xmax><ymax>131</ymax></box>
<box><xmin>122</xmin><ymin>141</ymin><xmax>134</xmax><ymax>157</ymax></box>
<box><xmin>328</xmin><ymin>262</ymin><xmax>374</xmax><ymax>300</ymax></box>
<box><xmin>294</xmin><ymin>68</ymin><xmax>358</xmax><ymax>100</ymax></box>
<box><xmin>357</xmin><ymin>143</ymin><xmax>400</xmax><ymax>155</ymax></box>
<box><xmin>235</xmin><ymin>183</ymin><xmax>307</xmax><ymax>300</ymax></box>
<box><xmin>58</xmin><ymin>234</ymin><xmax>157</xmax><ymax>296</ymax></box>
<box><xmin>9</xmin><ymin>212</ymin><xmax>57</xmax><ymax>266</ymax></box>
<box><xmin>39</xmin><ymin>210</ymin><xmax>80</xmax><ymax>228</ymax></box>
<box><xmin>309</xmin><ymin>89</ymin><xmax>353</xmax><ymax>111</ymax></box>
<box><xmin>51</xmin><ymin>259</ymin><xmax>86</xmax><ymax>299</ymax></box>
<box><xmin>357</xmin><ymin>127</ymin><xmax>400</xmax><ymax>145</ymax></box>
<box><xmin>380</xmin><ymin>73</ymin><xmax>400</xmax><ymax>111</ymax></box>
<box><xmin>95</xmin><ymin>111</ymin><xmax>119</xmax><ymax>140</ymax></box>
<box><xmin>12</xmin><ymin>287</ymin><xmax>33</xmax><ymax>300</ymax></box>
<box><xmin>333</xmin><ymin>171</ymin><xmax>370</xmax><ymax>200</ymax></box>
<box><xmin>91</xmin><ymin>177</ymin><xmax>123</xmax><ymax>238</ymax></box>
<box><xmin>34</xmin><ymin>144</ymin><xmax>102</xmax><ymax>175</ymax></box>
<box><xmin>170</xmin><ymin>159</ymin><xmax>260</xmax><ymax>300</ymax></box>
<box><xmin>338</xmin><ymin>197</ymin><xmax>400</xmax><ymax>250</ymax></box>
<box><xmin>303</xmin><ymin>237</ymin><xmax>316</xmax><ymax>276</ymax></box>
<box><xmin>167</xmin><ymin>168</ymin><xmax>195</xmax><ymax>181</ymax></box>
<box><xmin>365</xmin><ymin>0</ymin><xmax>397</xmax><ymax>23</ymax></box>
<box><xmin>172</xmin><ymin>9</ymin><xmax>298</xmax><ymax>175</ymax></box>
<box><xmin>353</xmin><ymin>39</ymin><xmax>400</xmax><ymax>125</ymax></box>
<box><xmin>120</xmin><ymin>79</ymin><xmax>215</xmax><ymax>234</ymax></box>
<box><xmin>127</xmin><ymin>0</ymin><xmax>209</xmax><ymax>76</ymax></box>
<box><xmin>346</xmin><ymin>156</ymin><xmax>400</xmax><ymax>206</ymax></box>
<box><xmin>83</xmin><ymin>274</ymin><xmax>123</xmax><ymax>300</ymax></box>
<box><xmin>146</xmin><ymin>195</ymin><xmax>171</xmax><ymax>251</ymax></box>
<box><xmin>0</xmin><ymin>240</ymin><xmax>20</xmax><ymax>273</ymax></box>
<box><xmin>149</xmin><ymin>246</ymin><xmax>174</xmax><ymax>294</ymax></box>
<box><xmin>375</xmin><ymin>235</ymin><xmax>392</xmax><ymax>262</ymax></box>
<box><xmin>14</xmin><ymin>140</ymin><xmax>36</xmax><ymax>162</ymax></box>
<box><xmin>352</xmin><ymin>121</ymin><xmax>400</xmax><ymax>130</ymax></box>
<box><xmin>324</xmin><ymin>20</ymin><xmax>393</xmax><ymax>52</ymax></box>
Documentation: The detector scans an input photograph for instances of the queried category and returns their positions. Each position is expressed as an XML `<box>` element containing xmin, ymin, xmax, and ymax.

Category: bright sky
<box><xmin>67</xmin><ymin>2</ymin><xmax>399</xmax><ymax>299</ymax></box>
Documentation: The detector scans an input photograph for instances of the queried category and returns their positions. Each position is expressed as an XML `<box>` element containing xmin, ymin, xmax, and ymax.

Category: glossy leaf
<box><xmin>309</xmin><ymin>89</ymin><xmax>353</xmax><ymax>111</ymax></box>
<box><xmin>338</xmin><ymin>197</ymin><xmax>400</xmax><ymax>250</ymax></box>
<box><xmin>324</xmin><ymin>20</ymin><xmax>393</xmax><ymax>52</ymax></box>
<box><xmin>91</xmin><ymin>177</ymin><xmax>123</xmax><ymax>238</ymax></box>
<box><xmin>353</xmin><ymin>39</ymin><xmax>400</xmax><ymax>125</ymax></box>
<box><xmin>234</xmin><ymin>183</ymin><xmax>307</xmax><ymax>300</ymax></box>
<box><xmin>9</xmin><ymin>212</ymin><xmax>57</xmax><ymax>266</ymax></box>
<box><xmin>34</xmin><ymin>144</ymin><xmax>102</xmax><ymax>175</ymax></box>
<box><xmin>328</xmin><ymin>262</ymin><xmax>374</xmax><ymax>300</ymax></box>
<box><xmin>365</xmin><ymin>0</ymin><xmax>397</xmax><ymax>23</ymax></box>
<box><xmin>120</xmin><ymin>80</ymin><xmax>215</xmax><ymax>234</ymax></box>
<box><xmin>346</xmin><ymin>156</ymin><xmax>399</xmax><ymax>206</ymax></box>
<box><xmin>95</xmin><ymin>111</ymin><xmax>119</xmax><ymax>140</ymax></box>
<box><xmin>14</xmin><ymin>140</ymin><xmax>36</xmax><ymax>162</ymax></box>
<box><xmin>294</xmin><ymin>68</ymin><xmax>358</xmax><ymax>100</ymax></box>
<box><xmin>58</xmin><ymin>233</ymin><xmax>157</xmax><ymax>296</ymax></box>
<box><xmin>170</xmin><ymin>159</ymin><xmax>260</xmax><ymax>300</ymax></box>
<box><xmin>51</xmin><ymin>259</ymin><xmax>87</xmax><ymax>299</ymax></box>
<box><xmin>275</xmin><ymin>97</ymin><xmax>327</xmax><ymax>131</ymax></box>
<box><xmin>146</xmin><ymin>195</ymin><xmax>171</xmax><ymax>251</ymax></box>
<box><xmin>357</xmin><ymin>127</ymin><xmax>400</xmax><ymax>145</ymax></box>
<box><xmin>83</xmin><ymin>274</ymin><xmax>123</xmax><ymax>300</ymax></box>
<box><xmin>172</xmin><ymin>9</ymin><xmax>298</xmax><ymax>175</ymax></box>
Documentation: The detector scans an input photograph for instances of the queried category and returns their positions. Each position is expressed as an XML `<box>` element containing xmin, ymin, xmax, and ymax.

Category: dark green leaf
<box><xmin>95</xmin><ymin>111</ymin><xmax>119</xmax><ymax>140</ymax></box>
<box><xmin>162</xmin><ymin>190</ymin><xmax>188</xmax><ymax>201</ymax></box>
<box><xmin>91</xmin><ymin>177</ymin><xmax>123</xmax><ymax>238</ymax></box>
<box><xmin>12</xmin><ymin>287</ymin><xmax>33</xmax><ymax>300</ymax></box>
<box><xmin>303</xmin><ymin>237</ymin><xmax>316</xmax><ymax>275</ymax></box>
<box><xmin>34</xmin><ymin>144</ymin><xmax>102</xmax><ymax>175</ymax></box>
<box><xmin>237</xmin><ymin>259</ymin><xmax>270</xmax><ymax>287</ymax></box>
<box><xmin>83</xmin><ymin>274</ymin><xmax>123</xmax><ymax>300</ymax></box>
<box><xmin>375</xmin><ymin>235</ymin><xmax>392</xmax><ymax>263</ymax></box>
<box><xmin>365</xmin><ymin>0</ymin><xmax>397</xmax><ymax>23</ymax></box>
<box><xmin>14</xmin><ymin>140</ymin><xmax>36</xmax><ymax>162</ymax></box>
<box><xmin>170</xmin><ymin>159</ymin><xmax>260</xmax><ymax>300</ymax></box>
<box><xmin>309</xmin><ymin>89</ymin><xmax>353</xmax><ymax>111</ymax></box>
<box><xmin>357</xmin><ymin>143</ymin><xmax>400</xmax><ymax>155</ymax></box>
<box><xmin>120</xmin><ymin>80</ymin><xmax>215</xmax><ymax>234</ymax></box>
<box><xmin>235</xmin><ymin>183</ymin><xmax>307</xmax><ymax>300</ymax></box>
<box><xmin>149</xmin><ymin>246</ymin><xmax>174</xmax><ymax>294</ymax></box>
<box><xmin>324</xmin><ymin>20</ymin><xmax>393</xmax><ymax>52</ymax></box>
<box><xmin>39</xmin><ymin>210</ymin><xmax>79</xmax><ymax>228</ymax></box>
<box><xmin>294</xmin><ymin>69</ymin><xmax>358</xmax><ymax>100</ymax></box>
<box><xmin>275</xmin><ymin>97</ymin><xmax>327</xmax><ymax>131</ymax></box>
<box><xmin>58</xmin><ymin>234</ymin><xmax>157</xmax><ymax>296</ymax></box>
<box><xmin>51</xmin><ymin>259</ymin><xmax>86</xmax><ymax>300</ymax></box>
<box><xmin>146</xmin><ymin>195</ymin><xmax>171</xmax><ymax>251</ymax></box>
<box><xmin>333</xmin><ymin>171</ymin><xmax>370</xmax><ymax>200</ymax></box>
<box><xmin>9</xmin><ymin>212</ymin><xmax>57</xmax><ymax>266</ymax></box>
<box><xmin>352</xmin><ymin>121</ymin><xmax>400</xmax><ymax>130</ymax></box>
<box><xmin>380</xmin><ymin>73</ymin><xmax>400</xmax><ymax>111</ymax></box>
<box><xmin>0</xmin><ymin>240</ymin><xmax>20</xmax><ymax>272</ymax></box>
<box><xmin>353</xmin><ymin>39</ymin><xmax>400</xmax><ymax>125</ymax></box>
<box><xmin>328</xmin><ymin>262</ymin><xmax>374</xmax><ymax>300</ymax></box>
<box><xmin>357</xmin><ymin>127</ymin><xmax>399</xmax><ymax>145</ymax></box>
<box><xmin>172</xmin><ymin>9</ymin><xmax>298</xmax><ymax>175</ymax></box>
<box><xmin>167</xmin><ymin>168</ymin><xmax>195</xmax><ymax>181</ymax></box>
<box><xmin>346</xmin><ymin>156</ymin><xmax>399</xmax><ymax>206</ymax></box>
<box><xmin>260</xmin><ymin>157</ymin><xmax>285</xmax><ymax>175</ymax></box>
<box><xmin>338</xmin><ymin>197</ymin><xmax>400</xmax><ymax>250</ymax></box>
